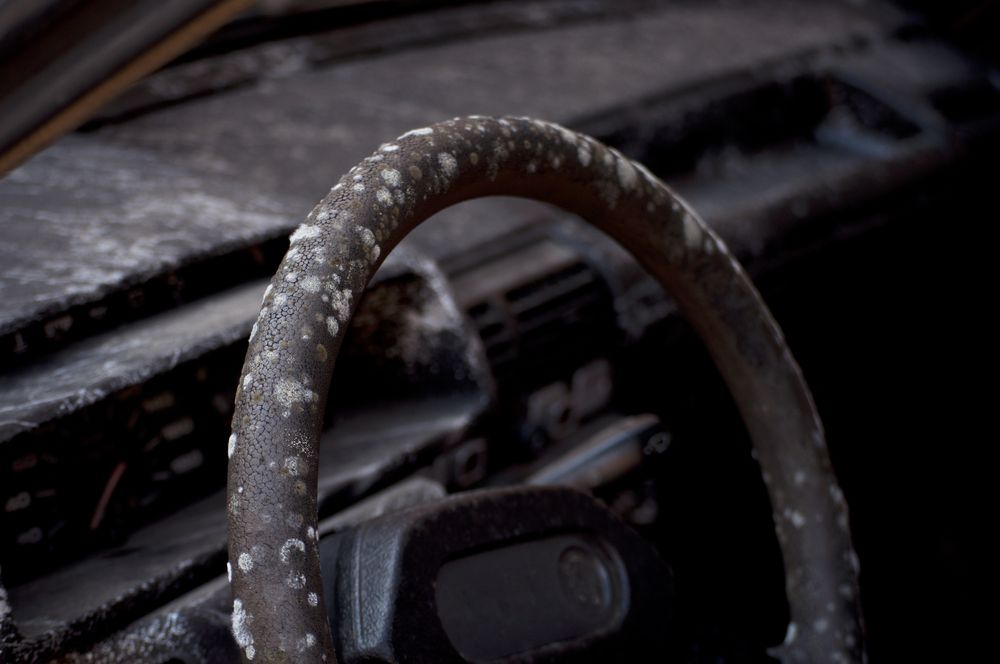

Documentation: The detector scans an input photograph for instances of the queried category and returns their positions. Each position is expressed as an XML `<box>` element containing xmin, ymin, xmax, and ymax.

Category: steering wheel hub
<box><xmin>319</xmin><ymin>486</ymin><xmax>672</xmax><ymax>663</ymax></box>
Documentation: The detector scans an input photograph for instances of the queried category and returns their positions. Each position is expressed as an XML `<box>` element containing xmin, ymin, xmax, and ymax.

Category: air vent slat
<box><xmin>464</xmin><ymin>253</ymin><xmax>615</xmax><ymax>388</ymax></box>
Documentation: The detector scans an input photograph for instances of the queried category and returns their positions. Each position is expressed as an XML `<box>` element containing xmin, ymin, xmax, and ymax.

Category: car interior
<box><xmin>0</xmin><ymin>1</ymin><xmax>994</xmax><ymax>662</ymax></box>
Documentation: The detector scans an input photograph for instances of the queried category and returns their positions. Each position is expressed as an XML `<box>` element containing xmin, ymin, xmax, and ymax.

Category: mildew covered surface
<box><xmin>0</xmin><ymin>501</ymin><xmax>229</xmax><ymax>662</ymax></box>
<box><xmin>2</xmin><ymin>397</ymin><xmax>482</xmax><ymax>662</ymax></box>
<box><xmin>0</xmin><ymin>0</ymin><xmax>887</xmax><ymax>373</ymax></box>
<box><xmin>0</xmin><ymin>138</ymin><xmax>297</xmax><ymax>341</ymax></box>
<box><xmin>32</xmin><ymin>478</ymin><xmax>451</xmax><ymax>664</ymax></box>
<box><xmin>0</xmin><ymin>247</ymin><xmax>488</xmax><ymax>657</ymax></box>
<box><xmin>49</xmin><ymin>576</ymin><xmax>240</xmax><ymax>664</ymax></box>
<box><xmin>96</xmin><ymin>2</ymin><xmax>883</xmax><ymax>204</ymax></box>
<box><xmin>0</xmin><ymin>280</ymin><xmax>267</xmax><ymax>445</ymax></box>
<box><xmin>0</xmin><ymin>245</ymin><xmax>467</xmax><ymax>447</ymax></box>
<box><xmin>0</xmin><ymin>565</ymin><xmax>17</xmax><ymax>647</ymax></box>
<box><xmin>89</xmin><ymin>0</ymin><xmax>674</xmax><ymax>126</ymax></box>
<box><xmin>0</xmin><ymin>0</ymin><xmax>882</xmax><ymax>355</ymax></box>
<box><xmin>228</xmin><ymin>117</ymin><xmax>863</xmax><ymax>663</ymax></box>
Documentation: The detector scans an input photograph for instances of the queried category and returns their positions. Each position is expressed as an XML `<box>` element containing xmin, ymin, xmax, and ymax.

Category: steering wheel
<box><xmin>226</xmin><ymin>116</ymin><xmax>863</xmax><ymax>663</ymax></box>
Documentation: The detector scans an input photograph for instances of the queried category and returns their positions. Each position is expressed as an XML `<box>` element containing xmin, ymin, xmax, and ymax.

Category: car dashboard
<box><xmin>0</xmin><ymin>1</ymin><xmax>994</xmax><ymax>662</ymax></box>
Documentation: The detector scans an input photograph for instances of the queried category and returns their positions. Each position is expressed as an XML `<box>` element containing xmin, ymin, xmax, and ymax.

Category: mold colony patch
<box><xmin>226</xmin><ymin>116</ymin><xmax>862</xmax><ymax>664</ymax></box>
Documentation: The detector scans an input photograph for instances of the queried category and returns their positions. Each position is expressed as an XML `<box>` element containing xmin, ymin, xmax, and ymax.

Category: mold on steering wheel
<box><xmin>226</xmin><ymin>116</ymin><xmax>863</xmax><ymax>663</ymax></box>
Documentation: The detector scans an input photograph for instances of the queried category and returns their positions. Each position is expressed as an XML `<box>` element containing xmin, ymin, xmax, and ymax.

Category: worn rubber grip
<box><xmin>227</xmin><ymin>116</ymin><xmax>863</xmax><ymax>663</ymax></box>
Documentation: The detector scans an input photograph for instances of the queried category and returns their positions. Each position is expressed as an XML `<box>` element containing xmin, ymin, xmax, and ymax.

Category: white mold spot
<box><xmin>300</xmin><ymin>275</ymin><xmax>321</xmax><ymax>293</ymax></box>
<box><xmin>437</xmin><ymin>152</ymin><xmax>458</xmax><ymax>177</ymax></box>
<box><xmin>376</xmin><ymin>188</ymin><xmax>393</xmax><ymax>206</ymax></box>
<box><xmin>578</xmin><ymin>143</ymin><xmax>592</xmax><ymax>167</ymax></box>
<box><xmin>308</xmin><ymin>592</ymin><xmax>319</xmax><ymax>607</ymax></box>
<box><xmin>238</xmin><ymin>552</ymin><xmax>253</xmax><ymax>573</ymax></box>
<box><xmin>287</xmin><ymin>571</ymin><xmax>307</xmax><ymax>589</ymax></box>
<box><xmin>290</xmin><ymin>224</ymin><xmax>321</xmax><ymax>244</ymax></box>
<box><xmin>380</xmin><ymin>168</ymin><xmax>401</xmax><ymax>187</ymax></box>
<box><xmin>352</xmin><ymin>183</ymin><xmax>365</xmax><ymax>193</ymax></box>
<box><xmin>784</xmin><ymin>508</ymin><xmax>807</xmax><ymax>528</ymax></box>
<box><xmin>284</xmin><ymin>272</ymin><xmax>298</xmax><ymax>284</ymax></box>
<box><xmin>616</xmin><ymin>156</ymin><xmax>638</xmax><ymax>190</ymax></box>
<box><xmin>326</xmin><ymin>316</ymin><xmax>339</xmax><ymax>337</ymax></box>
<box><xmin>328</xmin><ymin>288</ymin><xmax>353</xmax><ymax>321</ymax></box>
<box><xmin>274</xmin><ymin>378</ymin><xmax>315</xmax><ymax>409</ymax></box>
<box><xmin>228</xmin><ymin>433</ymin><xmax>238</xmax><ymax>459</ymax></box>
<box><xmin>682</xmin><ymin>214</ymin><xmax>702</xmax><ymax>248</ymax></box>
<box><xmin>306</xmin><ymin>526</ymin><xmax>316</xmax><ymax>540</ymax></box>
<box><xmin>246</xmin><ymin>645</ymin><xmax>256</xmax><ymax>660</ymax></box>
<box><xmin>847</xmin><ymin>550</ymin><xmax>860</xmax><ymax>573</ymax></box>
<box><xmin>553</xmin><ymin>123</ymin><xmax>577</xmax><ymax>145</ymax></box>
<box><xmin>280</xmin><ymin>538</ymin><xmax>306</xmax><ymax>564</ymax></box>
<box><xmin>227</xmin><ymin>561</ymin><xmax>233</xmax><ymax>582</ymax></box>
<box><xmin>295</xmin><ymin>633</ymin><xmax>316</xmax><ymax>652</ymax></box>
<box><xmin>284</xmin><ymin>456</ymin><xmax>304</xmax><ymax>476</ymax></box>
<box><xmin>232</xmin><ymin>598</ymin><xmax>254</xmax><ymax>650</ymax></box>
<box><xmin>400</xmin><ymin>127</ymin><xmax>433</xmax><ymax>139</ymax></box>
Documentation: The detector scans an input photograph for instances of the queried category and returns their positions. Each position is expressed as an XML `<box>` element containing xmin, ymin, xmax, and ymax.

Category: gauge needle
<box><xmin>90</xmin><ymin>461</ymin><xmax>127</xmax><ymax>531</ymax></box>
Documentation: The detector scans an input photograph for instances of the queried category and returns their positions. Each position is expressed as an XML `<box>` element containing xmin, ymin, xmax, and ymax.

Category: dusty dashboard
<box><xmin>0</xmin><ymin>1</ymin><xmax>995</xmax><ymax>662</ymax></box>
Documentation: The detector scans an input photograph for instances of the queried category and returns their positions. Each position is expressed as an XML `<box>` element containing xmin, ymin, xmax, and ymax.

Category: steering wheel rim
<box><xmin>226</xmin><ymin>116</ymin><xmax>863</xmax><ymax>663</ymax></box>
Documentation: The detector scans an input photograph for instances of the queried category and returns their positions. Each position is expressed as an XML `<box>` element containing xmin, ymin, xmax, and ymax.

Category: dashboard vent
<box><xmin>457</xmin><ymin>240</ymin><xmax>616</xmax><ymax>390</ymax></box>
